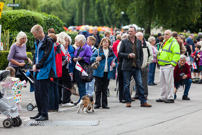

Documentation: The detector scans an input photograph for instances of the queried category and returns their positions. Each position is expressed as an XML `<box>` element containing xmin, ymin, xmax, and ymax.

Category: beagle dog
<box><xmin>77</xmin><ymin>95</ymin><xmax>94</xmax><ymax>114</ymax></box>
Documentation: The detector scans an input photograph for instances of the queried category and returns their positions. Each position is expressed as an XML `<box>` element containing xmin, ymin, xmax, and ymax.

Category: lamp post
<box><xmin>121</xmin><ymin>11</ymin><xmax>124</xmax><ymax>29</ymax></box>
<box><xmin>13</xmin><ymin>0</ymin><xmax>15</xmax><ymax>10</ymax></box>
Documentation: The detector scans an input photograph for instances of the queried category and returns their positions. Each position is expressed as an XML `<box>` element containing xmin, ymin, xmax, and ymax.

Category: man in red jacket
<box><xmin>174</xmin><ymin>55</ymin><xmax>192</xmax><ymax>100</ymax></box>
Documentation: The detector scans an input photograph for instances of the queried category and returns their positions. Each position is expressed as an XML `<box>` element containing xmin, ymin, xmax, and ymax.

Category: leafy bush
<box><xmin>0</xmin><ymin>51</ymin><xmax>33</xmax><ymax>70</ymax></box>
<box><xmin>0</xmin><ymin>10</ymin><xmax>64</xmax><ymax>33</ymax></box>
<box><xmin>66</xmin><ymin>31</ymin><xmax>78</xmax><ymax>44</ymax></box>
<box><xmin>0</xmin><ymin>10</ymin><xmax>64</xmax><ymax>52</ymax></box>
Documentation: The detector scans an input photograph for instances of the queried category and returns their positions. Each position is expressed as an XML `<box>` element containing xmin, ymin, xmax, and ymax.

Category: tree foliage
<box><xmin>113</xmin><ymin>0</ymin><xmax>202</xmax><ymax>34</ymax></box>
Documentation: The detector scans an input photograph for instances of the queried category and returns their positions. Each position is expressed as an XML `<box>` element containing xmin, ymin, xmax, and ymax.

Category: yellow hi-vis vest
<box><xmin>157</xmin><ymin>37</ymin><xmax>180</xmax><ymax>66</ymax></box>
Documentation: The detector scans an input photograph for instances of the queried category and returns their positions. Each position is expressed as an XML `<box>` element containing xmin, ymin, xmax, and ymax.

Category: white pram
<box><xmin>0</xmin><ymin>70</ymin><xmax>22</xmax><ymax>128</ymax></box>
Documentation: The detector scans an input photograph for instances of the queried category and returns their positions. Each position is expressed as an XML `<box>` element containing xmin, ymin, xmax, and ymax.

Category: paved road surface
<box><xmin>0</xmin><ymin>69</ymin><xmax>202</xmax><ymax>135</ymax></box>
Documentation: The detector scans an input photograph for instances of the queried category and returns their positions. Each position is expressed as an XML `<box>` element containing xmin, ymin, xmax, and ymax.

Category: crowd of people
<box><xmin>6</xmin><ymin>24</ymin><xmax>202</xmax><ymax>121</ymax></box>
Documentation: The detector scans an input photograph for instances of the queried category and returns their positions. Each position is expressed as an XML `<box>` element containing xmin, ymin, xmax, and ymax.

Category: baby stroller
<box><xmin>0</xmin><ymin>70</ymin><xmax>22</xmax><ymax>128</ymax></box>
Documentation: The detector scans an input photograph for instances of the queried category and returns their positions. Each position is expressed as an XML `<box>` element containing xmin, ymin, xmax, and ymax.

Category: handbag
<box><xmin>91</xmin><ymin>49</ymin><xmax>100</xmax><ymax>69</ymax></box>
<box><xmin>79</xmin><ymin>63</ymin><xmax>94</xmax><ymax>82</ymax></box>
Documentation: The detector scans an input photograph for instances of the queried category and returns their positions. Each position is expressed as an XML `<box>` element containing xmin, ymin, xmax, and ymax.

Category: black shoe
<box><xmin>94</xmin><ymin>104</ymin><xmax>100</xmax><ymax>109</ymax></box>
<box><xmin>153</xmin><ymin>83</ymin><xmax>157</xmax><ymax>85</ymax></box>
<box><xmin>165</xmin><ymin>99</ymin><xmax>174</xmax><ymax>103</ymax></box>
<box><xmin>35</xmin><ymin>116</ymin><xmax>48</xmax><ymax>121</ymax></box>
<box><xmin>182</xmin><ymin>95</ymin><xmax>190</xmax><ymax>100</ymax></box>
<box><xmin>74</xmin><ymin>102</ymin><xmax>78</xmax><ymax>106</ymax></box>
<box><xmin>30</xmin><ymin>114</ymin><xmax>40</xmax><ymax>119</ymax></box>
<box><xmin>156</xmin><ymin>99</ymin><xmax>165</xmax><ymax>102</ymax></box>
<box><xmin>148</xmin><ymin>84</ymin><xmax>154</xmax><ymax>86</ymax></box>
<box><xmin>102</xmin><ymin>106</ymin><xmax>110</xmax><ymax>109</ymax></box>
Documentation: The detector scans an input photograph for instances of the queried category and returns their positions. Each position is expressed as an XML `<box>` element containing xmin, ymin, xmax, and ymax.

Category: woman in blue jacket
<box><xmin>90</xmin><ymin>37</ymin><xmax>117</xmax><ymax>109</ymax></box>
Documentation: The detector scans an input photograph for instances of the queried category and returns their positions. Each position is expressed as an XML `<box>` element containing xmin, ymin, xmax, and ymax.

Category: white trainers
<box><xmin>62</xmin><ymin>102</ymin><xmax>74</xmax><ymax>107</ymax></box>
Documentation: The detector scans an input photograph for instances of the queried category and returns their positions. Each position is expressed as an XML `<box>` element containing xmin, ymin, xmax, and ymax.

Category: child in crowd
<box><xmin>5</xmin><ymin>66</ymin><xmax>25</xmax><ymax>110</ymax></box>
<box><xmin>86</xmin><ymin>36</ymin><xmax>97</xmax><ymax>96</ymax></box>
<box><xmin>5</xmin><ymin>66</ymin><xmax>16</xmax><ymax>77</ymax></box>
<box><xmin>87</xmin><ymin>36</ymin><xmax>97</xmax><ymax>53</ymax></box>
<box><xmin>198</xmin><ymin>50</ymin><xmax>202</xmax><ymax>83</ymax></box>
<box><xmin>191</xmin><ymin>45</ymin><xmax>201</xmax><ymax>83</ymax></box>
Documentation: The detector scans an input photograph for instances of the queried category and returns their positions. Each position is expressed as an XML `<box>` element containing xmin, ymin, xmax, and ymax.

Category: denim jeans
<box><xmin>48</xmin><ymin>78</ymin><xmax>59</xmax><ymax>110</ymax></box>
<box><xmin>148</xmin><ymin>63</ymin><xmax>156</xmax><ymax>85</ymax></box>
<box><xmin>123</xmin><ymin>67</ymin><xmax>147</xmax><ymax>104</ymax></box>
<box><xmin>175</xmin><ymin>79</ymin><xmax>192</xmax><ymax>96</ymax></box>
<box><xmin>86</xmin><ymin>79</ymin><xmax>95</xmax><ymax>96</ymax></box>
<box><xmin>77</xmin><ymin>82</ymin><xmax>86</xmax><ymax>103</ymax></box>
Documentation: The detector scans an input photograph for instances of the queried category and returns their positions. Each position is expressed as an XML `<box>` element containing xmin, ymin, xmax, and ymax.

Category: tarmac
<box><xmin>0</xmin><ymin>69</ymin><xmax>202</xmax><ymax>135</ymax></box>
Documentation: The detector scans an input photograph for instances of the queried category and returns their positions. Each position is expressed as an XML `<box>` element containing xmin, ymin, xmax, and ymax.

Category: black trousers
<box><xmin>118</xmin><ymin>63</ymin><xmax>125</xmax><ymax>101</ymax></box>
<box><xmin>95</xmin><ymin>72</ymin><xmax>109</xmax><ymax>107</ymax></box>
<box><xmin>58</xmin><ymin>65</ymin><xmax>72</xmax><ymax>104</ymax></box>
<box><xmin>35</xmin><ymin>78</ymin><xmax>50</xmax><ymax>117</ymax></box>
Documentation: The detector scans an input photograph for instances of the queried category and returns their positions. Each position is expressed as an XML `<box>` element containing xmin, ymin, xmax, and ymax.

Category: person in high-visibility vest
<box><xmin>156</xmin><ymin>30</ymin><xmax>180</xmax><ymax>103</ymax></box>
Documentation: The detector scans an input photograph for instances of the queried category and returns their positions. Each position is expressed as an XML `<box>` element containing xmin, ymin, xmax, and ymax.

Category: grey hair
<box><xmin>57</xmin><ymin>32</ymin><xmax>72</xmax><ymax>45</ymax></box>
<box><xmin>75</xmin><ymin>35</ymin><xmax>86</xmax><ymax>44</ymax></box>
<box><xmin>93</xmin><ymin>26</ymin><xmax>98</xmax><ymax>30</ymax></box>
<box><xmin>121</xmin><ymin>33</ymin><xmax>128</xmax><ymax>40</ymax></box>
<box><xmin>198</xmin><ymin>32</ymin><xmax>202</xmax><ymax>36</ymax></box>
<box><xmin>180</xmin><ymin>54</ymin><xmax>186</xmax><ymax>60</ymax></box>
<box><xmin>84</xmin><ymin>25</ymin><xmax>89</xmax><ymax>31</ymax></box>
<box><xmin>165</xmin><ymin>30</ymin><xmax>172</xmax><ymax>35</ymax></box>
<box><xmin>135</xmin><ymin>32</ymin><xmax>143</xmax><ymax>37</ymax></box>
<box><xmin>148</xmin><ymin>36</ymin><xmax>155</xmax><ymax>43</ymax></box>
<box><xmin>16</xmin><ymin>31</ymin><xmax>27</xmax><ymax>44</ymax></box>
<box><xmin>129</xmin><ymin>25</ymin><xmax>136</xmax><ymax>31</ymax></box>
<box><xmin>190</xmin><ymin>33</ymin><xmax>194</xmax><ymax>37</ymax></box>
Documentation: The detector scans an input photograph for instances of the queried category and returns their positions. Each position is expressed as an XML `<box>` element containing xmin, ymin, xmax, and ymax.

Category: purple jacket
<box><xmin>74</xmin><ymin>43</ymin><xmax>93</xmax><ymax>64</ymax></box>
<box><xmin>199</xmin><ymin>51</ymin><xmax>202</xmax><ymax>66</ymax></box>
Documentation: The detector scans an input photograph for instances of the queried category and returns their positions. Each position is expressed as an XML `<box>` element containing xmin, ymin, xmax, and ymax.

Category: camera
<box><xmin>180</xmin><ymin>73</ymin><xmax>186</xmax><ymax>78</ymax></box>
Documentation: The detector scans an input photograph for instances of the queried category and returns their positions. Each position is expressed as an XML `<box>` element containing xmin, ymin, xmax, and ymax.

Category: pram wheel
<box><xmin>16</xmin><ymin>117</ymin><xmax>22</xmax><ymax>127</ymax></box>
<box><xmin>3</xmin><ymin>119</ymin><xmax>13</xmax><ymax>128</ymax></box>
<box><xmin>27</xmin><ymin>103</ymin><xmax>34</xmax><ymax>111</ymax></box>
<box><xmin>12</xmin><ymin>118</ymin><xmax>20</xmax><ymax>127</ymax></box>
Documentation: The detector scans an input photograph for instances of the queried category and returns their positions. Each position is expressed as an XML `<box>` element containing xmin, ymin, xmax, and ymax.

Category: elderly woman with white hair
<box><xmin>73</xmin><ymin>35</ymin><xmax>93</xmax><ymax>104</ymax></box>
<box><xmin>7</xmin><ymin>31</ymin><xmax>32</xmax><ymax>80</ymax></box>
<box><xmin>148</xmin><ymin>36</ymin><xmax>158</xmax><ymax>86</ymax></box>
<box><xmin>56</xmin><ymin>32</ymin><xmax>75</xmax><ymax>107</ymax></box>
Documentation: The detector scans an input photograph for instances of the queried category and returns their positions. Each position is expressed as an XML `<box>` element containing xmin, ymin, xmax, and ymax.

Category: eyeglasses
<box><xmin>164</xmin><ymin>34</ymin><xmax>169</xmax><ymax>35</ymax></box>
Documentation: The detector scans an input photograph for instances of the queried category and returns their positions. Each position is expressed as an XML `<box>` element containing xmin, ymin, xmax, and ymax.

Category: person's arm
<box><xmin>185</xmin><ymin>64</ymin><xmax>191</xmax><ymax>79</ymax></box>
<box><xmin>118</xmin><ymin>40</ymin><xmax>130</xmax><ymax>59</ymax></box>
<box><xmin>90</xmin><ymin>49</ymin><xmax>98</xmax><ymax>63</ymax></box>
<box><xmin>82</xmin><ymin>47</ymin><xmax>93</xmax><ymax>64</ymax></box>
<box><xmin>171</xmin><ymin>42</ymin><xmax>180</xmax><ymax>66</ymax></box>
<box><xmin>139</xmin><ymin>43</ymin><xmax>143</xmax><ymax>66</ymax></box>
<box><xmin>147</xmin><ymin>42</ymin><xmax>153</xmax><ymax>64</ymax></box>
<box><xmin>181</xmin><ymin>44</ymin><xmax>187</xmax><ymax>54</ymax></box>
<box><xmin>36</xmin><ymin>39</ymin><xmax>54</xmax><ymax>69</ymax></box>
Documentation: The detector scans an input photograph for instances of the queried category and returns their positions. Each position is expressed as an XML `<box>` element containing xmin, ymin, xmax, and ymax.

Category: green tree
<box><xmin>113</xmin><ymin>0</ymin><xmax>202</xmax><ymax>34</ymax></box>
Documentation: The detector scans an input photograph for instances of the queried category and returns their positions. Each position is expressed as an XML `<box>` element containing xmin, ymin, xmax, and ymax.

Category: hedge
<box><xmin>0</xmin><ymin>51</ymin><xmax>33</xmax><ymax>70</ymax></box>
<box><xmin>0</xmin><ymin>10</ymin><xmax>64</xmax><ymax>33</ymax></box>
<box><xmin>0</xmin><ymin>10</ymin><xmax>64</xmax><ymax>52</ymax></box>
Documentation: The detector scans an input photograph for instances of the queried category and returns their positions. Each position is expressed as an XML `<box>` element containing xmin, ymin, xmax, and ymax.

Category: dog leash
<box><xmin>50</xmin><ymin>78</ymin><xmax>79</xmax><ymax>96</ymax></box>
<box><xmin>28</xmin><ymin>70</ymin><xmax>79</xmax><ymax>96</ymax></box>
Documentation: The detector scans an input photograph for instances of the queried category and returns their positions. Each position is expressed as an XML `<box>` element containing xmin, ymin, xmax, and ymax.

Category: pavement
<box><xmin>1</xmin><ymin>69</ymin><xmax>202</xmax><ymax>135</ymax></box>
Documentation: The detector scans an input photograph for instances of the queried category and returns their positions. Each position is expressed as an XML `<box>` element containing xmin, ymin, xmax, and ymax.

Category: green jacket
<box><xmin>157</xmin><ymin>37</ymin><xmax>180</xmax><ymax>66</ymax></box>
